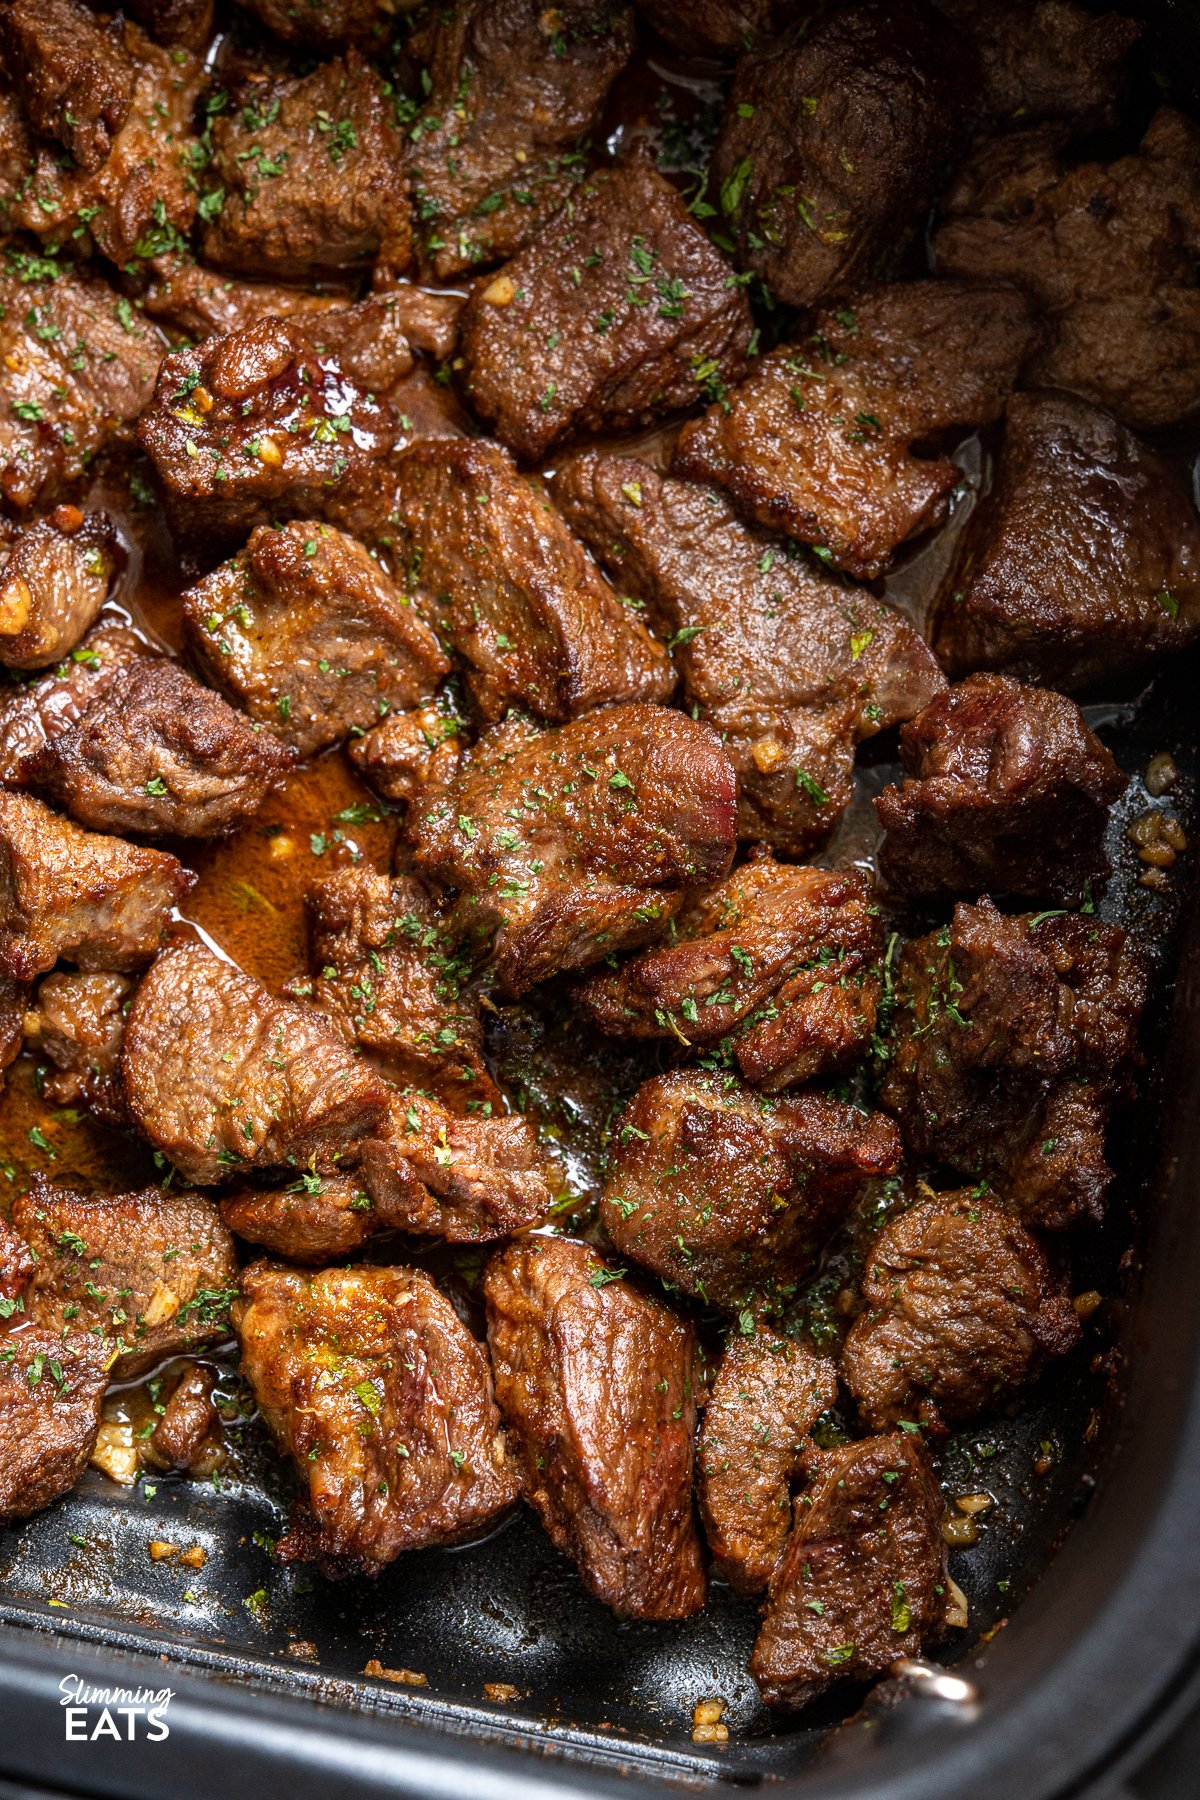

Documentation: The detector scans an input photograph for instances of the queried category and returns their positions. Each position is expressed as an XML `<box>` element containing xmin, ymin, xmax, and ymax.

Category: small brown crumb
<box><xmin>178</xmin><ymin>1545</ymin><xmax>207</xmax><ymax>1569</ymax></box>
<box><xmin>484</xmin><ymin>1682</ymin><xmax>523</xmax><ymax>1704</ymax></box>
<box><xmin>286</xmin><ymin>1640</ymin><xmax>318</xmax><ymax>1661</ymax></box>
<box><xmin>692</xmin><ymin>1697</ymin><xmax>729</xmax><ymax>1744</ymax></box>
<box><xmin>364</xmin><ymin>1660</ymin><xmax>428</xmax><ymax>1688</ymax></box>
<box><xmin>1073</xmin><ymin>1289</ymin><xmax>1103</xmax><ymax>1320</ymax></box>
<box><xmin>50</xmin><ymin>503</ymin><xmax>84</xmax><ymax>533</ymax></box>
<box><xmin>1144</xmin><ymin>752</ymin><xmax>1180</xmax><ymax>797</ymax></box>
<box><xmin>148</xmin><ymin>1541</ymin><xmax>178</xmax><ymax>1562</ymax></box>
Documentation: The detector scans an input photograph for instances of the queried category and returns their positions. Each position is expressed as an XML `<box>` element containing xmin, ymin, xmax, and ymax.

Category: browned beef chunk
<box><xmin>0</xmin><ymin>1333</ymin><xmax>109</xmax><ymax>1522</ymax></box>
<box><xmin>0</xmin><ymin>508</ymin><xmax>122</xmax><ymax>672</ymax></box>
<box><xmin>122</xmin><ymin>939</ymin><xmax>389</xmax><ymax>1185</ymax></box>
<box><xmin>0</xmin><ymin>274</ymin><xmax>163</xmax><ymax>512</ymax></box>
<box><xmin>13</xmin><ymin>1176</ymin><xmax>239</xmax><ymax>1378</ymax></box>
<box><xmin>673</xmin><ymin>281</ymin><xmax>1038</xmax><ymax>580</ymax></box>
<box><xmin>0</xmin><ymin>0</ymin><xmax>133</xmax><ymax>174</ymax></box>
<box><xmin>365</xmin><ymin>283</ymin><xmax>463</xmax><ymax>360</ymax></box>
<box><xmin>0</xmin><ymin>622</ymin><xmax>148</xmax><ymax>784</ymax></box>
<box><xmin>0</xmin><ymin>91</ymin><xmax>35</xmax><ymax>237</ymax></box>
<box><xmin>877</xmin><ymin>674</ymin><xmax>1127</xmax><ymax>904</ymax></box>
<box><xmin>935</xmin><ymin>109</ymin><xmax>1200</xmax><ymax>429</ymax></box>
<box><xmin>459</xmin><ymin>161</ymin><xmax>753</xmax><ymax>462</ymax></box>
<box><xmin>698</xmin><ymin>1332</ymin><xmax>838</xmax><ymax>1593</ymax></box>
<box><xmin>601</xmin><ymin>1072</ymin><xmax>901</xmax><ymax>1311</ymax></box>
<box><xmin>221</xmin><ymin>1172</ymin><xmax>373</xmax><ymax>1262</ymax></box>
<box><xmin>137</xmin><ymin>315</ymin><xmax>411</xmax><ymax>552</ymax></box>
<box><xmin>235</xmin><ymin>1260</ymin><xmax>518</xmax><ymax>1574</ymax></box>
<box><xmin>143</xmin><ymin>260</ymin><xmax>347</xmax><ymax>342</ymax></box>
<box><xmin>203</xmin><ymin>53</ymin><xmax>410</xmax><ymax>281</ymax></box>
<box><xmin>183</xmin><ymin>521</ymin><xmax>448</xmax><ymax>757</ymax></box>
<box><xmin>391</xmin><ymin>441</ymin><xmax>673</xmax><ymax>725</ymax></box>
<box><xmin>937</xmin><ymin>0</ymin><xmax>1139</xmax><ymax>134</ymax></box>
<box><xmin>711</xmin><ymin>2</ymin><xmax>968</xmax><ymax>310</ymax></box>
<box><xmin>359</xmin><ymin>1087</ymin><xmax>554</xmax><ymax>1241</ymax></box>
<box><xmin>9</xmin><ymin>21</ymin><xmax>202</xmax><ymax>268</ymax></box>
<box><xmin>348</xmin><ymin>699</ymin><xmax>464</xmax><ymax>805</ymax></box>
<box><xmin>484</xmin><ymin>1235</ymin><xmax>706</xmax><ymax>1618</ymax></box>
<box><xmin>26</xmin><ymin>970</ymin><xmax>132</xmax><ymax>1124</ymax></box>
<box><xmin>750</xmin><ymin>1433</ymin><xmax>952</xmax><ymax>1708</ymax></box>
<box><xmin>25</xmin><ymin>657</ymin><xmax>297</xmax><ymax>838</ymax></box>
<box><xmin>119</xmin><ymin>0</ymin><xmax>213</xmax><ymax>49</ymax></box>
<box><xmin>931</xmin><ymin>392</ymin><xmax>1200</xmax><ymax>689</ymax></box>
<box><xmin>556</xmin><ymin>453</ymin><xmax>944</xmax><ymax>851</ymax></box>
<box><xmin>634</xmin><ymin>0</ymin><xmax>775</xmax><ymax>56</ymax></box>
<box><xmin>0</xmin><ymin>790</ymin><xmax>190</xmax><ymax>979</ymax></box>
<box><xmin>841</xmin><ymin>1190</ymin><xmax>1080</xmax><ymax>1432</ymax></box>
<box><xmin>231</xmin><ymin>0</ymin><xmax>401</xmax><ymax>51</ymax></box>
<box><xmin>880</xmin><ymin>900</ymin><xmax>1148</xmax><ymax>1230</ymax></box>
<box><xmin>408</xmin><ymin>705</ymin><xmax>737</xmax><ymax>995</ymax></box>
<box><xmin>405</xmin><ymin>0</ymin><xmax>634</xmax><ymax>281</ymax></box>
<box><xmin>301</xmin><ymin>867</ymin><xmax>494</xmax><ymax>1103</ymax></box>
<box><xmin>147</xmin><ymin>1364</ymin><xmax>218</xmax><ymax>1470</ymax></box>
<box><xmin>577</xmin><ymin>858</ymin><xmax>883</xmax><ymax>1090</ymax></box>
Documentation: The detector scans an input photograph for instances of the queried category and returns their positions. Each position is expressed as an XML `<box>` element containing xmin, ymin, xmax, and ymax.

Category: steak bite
<box><xmin>0</xmin><ymin>622</ymin><xmax>148</xmax><ymax>785</ymax></box>
<box><xmin>0</xmin><ymin>790</ymin><xmax>190</xmax><ymax>979</ymax></box>
<box><xmin>634</xmin><ymin>0</ymin><xmax>776</xmax><ymax>56</ymax></box>
<box><xmin>121</xmin><ymin>939</ymin><xmax>389</xmax><ymax>1186</ymax></box>
<box><xmin>390</xmin><ymin>440</ymin><xmax>673</xmax><ymax>725</ymax></box>
<box><xmin>930</xmin><ymin>392</ymin><xmax>1200</xmax><ymax>689</ymax></box>
<box><xmin>841</xmin><ymin>1190</ymin><xmax>1080</xmax><ymax>1432</ymax></box>
<box><xmin>203</xmin><ymin>53</ymin><xmax>410</xmax><ymax>281</ymax></box>
<box><xmin>142</xmin><ymin>261</ymin><xmax>347</xmax><ymax>344</ymax></box>
<box><xmin>750</xmin><ymin>1433</ymin><xmax>953</xmax><ymax>1709</ymax></box>
<box><xmin>348</xmin><ymin>699</ymin><xmax>464</xmax><ymax>806</ymax></box>
<box><xmin>407</xmin><ymin>704</ymin><xmax>738</xmax><ymax>995</ymax></box>
<box><xmin>231</xmin><ymin>0</ymin><xmax>400</xmax><ymax>51</ymax></box>
<box><xmin>600</xmin><ymin>1072</ymin><xmax>901</xmax><ymax>1311</ymax></box>
<box><xmin>938</xmin><ymin>0</ymin><xmax>1140</xmax><ymax>134</ymax></box>
<box><xmin>0</xmin><ymin>509</ymin><xmax>122</xmax><ymax>672</ymax></box>
<box><xmin>935</xmin><ymin>108</ymin><xmax>1200</xmax><ymax>430</ymax></box>
<box><xmin>182</xmin><ymin>521</ymin><xmax>448</xmax><ymax>757</ymax></box>
<box><xmin>576</xmin><ymin>858</ymin><xmax>884</xmax><ymax>1090</ymax></box>
<box><xmin>556</xmin><ymin>453</ymin><xmax>944</xmax><ymax>852</ymax></box>
<box><xmin>698</xmin><ymin>1332</ymin><xmax>838</xmax><ymax>1594</ymax></box>
<box><xmin>710</xmin><ymin>1</ymin><xmax>968</xmax><ymax>310</ymax></box>
<box><xmin>877</xmin><ymin>674</ymin><xmax>1128</xmax><ymax>905</ymax></box>
<box><xmin>880</xmin><ymin>900</ymin><xmax>1148</xmax><ymax>1230</ymax></box>
<box><xmin>221</xmin><ymin>1173</ymin><xmax>376</xmax><ymax>1264</ymax></box>
<box><xmin>147</xmin><ymin>1364</ymin><xmax>218</xmax><ymax>1471</ymax></box>
<box><xmin>673</xmin><ymin>280</ymin><xmax>1038</xmax><ymax>580</ymax></box>
<box><xmin>26</xmin><ymin>970</ymin><xmax>133</xmax><ymax>1125</ymax></box>
<box><xmin>13</xmin><ymin>1176</ymin><xmax>239</xmax><ymax>1378</ymax></box>
<box><xmin>0</xmin><ymin>0</ymin><xmax>133</xmax><ymax>174</ymax></box>
<box><xmin>136</xmin><ymin>315</ymin><xmax>411</xmax><ymax>552</ymax></box>
<box><xmin>234</xmin><ymin>1260</ymin><xmax>518</xmax><ymax>1574</ymax></box>
<box><xmin>458</xmin><ymin>160</ymin><xmax>753</xmax><ymax>462</ymax></box>
<box><xmin>0</xmin><ymin>274</ymin><xmax>163</xmax><ymax>512</ymax></box>
<box><xmin>0</xmin><ymin>1333</ymin><xmax>110</xmax><ymax>1523</ymax></box>
<box><xmin>484</xmin><ymin>1235</ymin><xmax>706</xmax><ymax>1619</ymax></box>
<box><xmin>405</xmin><ymin>0</ymin><xmax>634</xmax><ymax>280</ymax></box>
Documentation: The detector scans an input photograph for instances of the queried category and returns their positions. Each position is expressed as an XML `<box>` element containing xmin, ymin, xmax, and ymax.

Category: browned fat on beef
<box><xmin>937</xmin><ymin>0</ymin><xmax>1140</xmax><ymax>134</ymax></box>
<box><xmin>459</xmin><ymin>160</ymin><xmax>753</xmax><ymax>462</ymax></box>
<box><xmin>880</xmin><ymin>900</ymin><xmax>1148</xmax><ymax>1230</ymax></box>
<box><xmin>876</xmin><ymin>673</ymin><xmax>1127</xmax><ymax>905</ymax></box>
<box><xmin>710</xmin><ymin>1</ymin><xmax>969</xmax><ymax>310</ymax></box>
<box><xmin>600</xmin><ymin>1072</ymin><xmax>900</xmax><ymax>1311</ymax></box>
<box><xmin>841</xmin><ymin>1190</ymin><xmax>1081</xmax><ymax>1432</ymax></box>
<box><xmin>930</xmin><ymin>392</ymin><xmax>1200</xmax><ymax>689</ymax></box>
<box><xmin>0</xmin><ymin>274</ymin><xmax>163</xmax><ymax>512</ymax></box>
<box><xmin>25</xmin><ymin>657</ymin><xmax>297</xmax><ymax>838</ymax></box>
<box><xmin>935</xmin><ymin>109</ymin><xmax>1200</xmax><ymax>429</ymax></box>
<box><xmin>12</xmin><ymin>1176</ymin><xmax>239</xmax><ymax>1379</ymax></box>
<box><xmin>0</xmin><ymin>509</ymin><xmax>122</xmax><ymax>672</ymax></box>
<box><xmin>220</xmin><ymin>1173</ymin><xmax>374</xmax><ymax>1263</ymax></box>
<box><xmin>0</xmin><ymin>1333</ymin><xmax>110</xmax><ymax>1522</ymax></box>
<box><xmin>231</xmin><ymin>0</ymin><xmax>401</xmax><ymax>50</ymax></box>
<box><xmin>633</xmin><ymin>0</ymin><xmax>777</xmax><ymax>55</ymax></box>
<box><xmin>7</xmin><ymin>20</ymin><xmax>203</xmax><ymax>268</ymax></box>
<box><xmin>0</xmin><ymin>790</ymin><xmax>191</xmax><ymax>979</ymax></box>
<box><xmin>146</xmin><ymin>1364</ymin><xmax>218</xmax><ymax>1471</ymax></box>
<box><xmin>750</xmin><ymin>1432</ymin><xmax>954</xmax><ymax>1708</ymax></box>
<box><xmin>0</xmin><ymin>622</ymin><xmax>148</xmax><ymax>785</ymax></box>
<box><xmin>674</xmin><ymin>280</ymin><xmax>1038</xmax><ymax>580</ymax></box>
<box><xmin>143</xmin><ymin>261</ymin><xmax>347</xmax><ymax>344</ymax></box>
<box><xmin>302</xmin><ymin>867</ymin><xmax>495</xmax><ymax>1103</ymax></box>
<box><xmin>556</xmin><ymin>453</ymin><xmax>944</xmax><ymax>852</ymax></box>
<box><xmin>183</xmin><ymin>522</ymin><xmax>448</xmax><ymax>757</ymax></box>
<box><xmin>203</xmin><ymin>52</ymin><xmax>410</xmax><ymax>281</ymax></box>
<box><xmin>235</xmin><ymin>1260</ymin><xmax>518</xmax><ymax>1574</ymax></box>
<box><xmin>26</xmin><ymin>970</ymin><xmax>133</xmax><ymax>1125</ymax></box>
<box><xmin>348</xmin><ymin>700</ymin><xmax>465</xmax><ymax>805</ymax></box>
<box><xmin>484</xmin><ymin>1236</ymin><xmax>706</xmax><ymax>1619</ymax></box>
<box><xmin>0</xmin><ymin>0</ymin><xmax>133</xmax><ymax>173</ymax></box>
<box><xmin>698</xmin><ymin>1332</ymin><xmax>838</xmax><ymax>1593</ymax></box>
<box><xmin>576</xmin><ymin>858</ymin><xmax>884</xmax><ymax>1090</ymax></box>
<box><xmin>137</xmin><ymin>315</ymin><xmax>411</xmax><ymax>552</ymax></box>
<box><xmin>405</xmin><ymin>0</ymin><xmax>634</xmax><ymax>280</ymax></box>
<box><xmin>407</xmin><ymin>704</ymin><xmax>738</xmax><ymax>995</ymax></box>
<box><xmin>121</xmin><ymin>939</ymin><xmax>389</xmax><ymax>1186</ymax></box>
<box><xmin>390</xmin><ymin>440</ymin><xmax>673</xmax><ymax>725</ymax></box>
